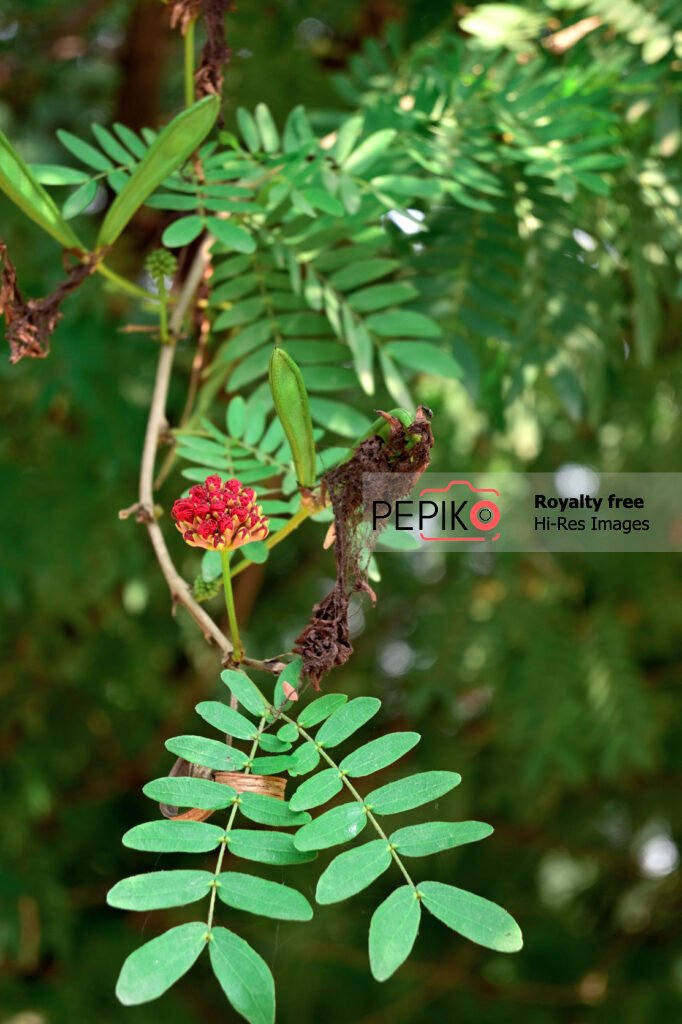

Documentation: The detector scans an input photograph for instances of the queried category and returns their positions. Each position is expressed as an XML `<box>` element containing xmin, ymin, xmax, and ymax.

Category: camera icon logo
<box><xmin>418</xmin><ymin>480</ymin><xmax>501</xmax><ymax>543</ymax></box>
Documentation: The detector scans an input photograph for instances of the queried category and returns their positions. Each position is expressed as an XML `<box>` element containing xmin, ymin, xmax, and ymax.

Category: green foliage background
<box><xmin>1</xmin><ymin>1</ymin><xmax>681</xmax><ymax>1021</ymax></box>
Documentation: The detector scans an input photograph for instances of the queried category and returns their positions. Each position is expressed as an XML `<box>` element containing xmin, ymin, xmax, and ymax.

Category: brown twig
<box><xmin>120</xmin><ymin>234</ymin><xmax>232</xmax><ymax>660</ymax></box>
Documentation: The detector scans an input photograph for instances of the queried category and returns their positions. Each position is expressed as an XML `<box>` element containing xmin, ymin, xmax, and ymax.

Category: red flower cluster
<box><xmin>171</xmin><ymin>474</ymin><xmax>269</xmax><ymax>552</ymax></box>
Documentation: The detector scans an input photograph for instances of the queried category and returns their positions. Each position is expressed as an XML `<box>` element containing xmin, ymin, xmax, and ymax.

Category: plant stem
<box><xmin>231</xmin><ymin>505</ymin><xmax>313</xmax><ymax>579</ymax></box>
<box><xmin>206</xmin><ymin>717</ymin><xmax>267</xmax><ymax>933</ymax></box>
<box><xmin>221</xmin><ymin>549</ymin><xmax>244</xmax><ymax>663</ymax></box>
<box><xmin>158</xmin><ymin>277</ymin><xmax>169</xmax><ymax>344</ymax></box>
<box><xmin>184</xmin><ymin>19</ymin><xmax>196</xmax><ymax>107</ymax></box>
<box><xmin>96</xmin><ymin>262</ymin><xmax>160</xmax><ymax>302</ymax></box>
<box><xmin>280</xmin><ymin>713</ymin><xmax>419</xmax><ymax>892</ymax></box>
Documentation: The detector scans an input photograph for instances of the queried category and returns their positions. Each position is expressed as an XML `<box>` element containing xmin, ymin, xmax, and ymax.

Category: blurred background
<box><xmin>1</xmin><ymin>1</ymin><xmax>681</xmax><ymax>1022</ymax></box>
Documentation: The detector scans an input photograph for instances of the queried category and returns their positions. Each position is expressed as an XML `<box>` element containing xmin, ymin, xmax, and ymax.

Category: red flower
<box><xmin>171</xmin><ymin>474</ymin><xmax>269</xmax><ymax>552</ymax></box>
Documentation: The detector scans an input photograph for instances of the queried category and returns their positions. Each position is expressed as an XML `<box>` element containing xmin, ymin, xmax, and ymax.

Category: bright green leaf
<box><xmin>366</xmin><ymin>771</ymin><xmax>462</xmax><ymax>815</ymax></box>
<box><xmin>316</xmin><ymin>840</ymin><xmax>392</xmax><ymax>904</ymax></box>
<box><xmin>391</xmin><ymin>821</ymin><xmax>494</xmax><ymax>856</ymax></box>
<box><xmin>209</xmin><ymin>927</ymin><xmax>275</xmax><ymax>1024</ymax></box>
<box><xmin>221</xmin><ymin>669</ymin><xmax>269</xmax><ymax>716</ymax></box>
<box><xmin>116</xmin><ymin>923</ymin><xmax>207</xmax><ymax>1005</ymax></box>
<box><xmin>217</xmin><ymin>872</ymin><xmax>313</xmax><ymax>921</ymax></box>
<box><xmin>294</xmin><ymin>802</ymin><xmax>367</xmax><ymax>851</ymax></box>
<box><xmin>162</xmin><ymin>215</ymin><xmax>204</xmax><ymax>248</ymax></box>
<box><xmin>228</xmin><ymin>829</ymin><xmax>316</xmax><ymax>865</ymax></box>
<box><xmin>208</xmin><ymin>217</ymin><xmax>256</xmax><ymax>253</ymax></box>
<box><xmin>122</xmin><ymin>820</ymin><xmax>225</xmax><ymax>853</ymax></box>
<box><xmin>142</xmin><ymin>776</ymin><xmax>236</xmax><ymax>810</ymax></box>
<box><xmin>418</xmin><ymin>881</ymin><xmax>523</xmax><ymax>953</ymax></box>
<box><xmin>107</xmin><ymin>870</ymin><xmax>214</xmax><ymax>911</ymax></box>
<box><xmin>289</xmin><ymin>769</ymin><xmax>343</xmax><ymax>812</ymax></box>
<box><xmin>367</xmin><ymin>311</ymin><xmax>441</xmax><ymax>339</ymax></box>
<box><xmin>298</xmin><ymin>694</ymin><xmax>348</xmax><ymax>728</ymax></box>
<box><xmin>238</xmin><ymin>792</ymin><xmax>310</xmax><ymax>827</ymax></box>
<box><xmin>339</xmin><ymin>732</ymin><xmax>420</xmax><ymax>778</ymax></box>
<box><xmin>165</xmin><ymin>735</ymin><xmax>249</xmax><ymax>772</ymax></box>
<box><xmin>316</xmin><ymin>696</ymin><xmax>381</xmax><ymax>748</ymax></box>
<box><xmin>385</xmin><ymin>341</ymin><xmax>462</xmax><ymax>379</ymax></box>
<box><xmin>0</xmin><ymin>130</ymin><xmax>82</xmax><ymax>247</ymax></box>
<box><xmin>369</xmin><ymin>886</ymin><xmax>421</xmax><ymax>981</ymax></box>
<box><xmin>195</xmin><ymin>701</ymin><xmax>256</xmax><ymax>741</ymax></box>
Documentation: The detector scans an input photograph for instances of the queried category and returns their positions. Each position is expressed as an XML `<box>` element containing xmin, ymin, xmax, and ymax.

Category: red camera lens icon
<box><xmin>418</xmin><ymin>481</ymin><xmax>501</xmax><ymax>543</ymax></box>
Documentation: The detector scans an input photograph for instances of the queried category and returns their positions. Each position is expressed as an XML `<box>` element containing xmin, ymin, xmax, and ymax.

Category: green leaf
<box><xmin>384</xmin><ymin>341</ymin><xmax>462</xmax><ymax>379</ymax></box>
<box><xmin>107</xmin><ymin>870</ymin><xmax>214</xmax><ymax>911</ymax></box>
<box><xmin>297</xmin><ymin>693</ymin><xmax>348</xmax><ymax>728</ymax></box>
<box><xmin>294</xmin><ymin>802</ymin><xmax>367</xmax><ymax>851</ymax></box>
<box><xmin>0</xmin><ymin>130</ymin><xmax>82</xmax><ymax>247</ymax></box>
<box><xmin>301</xmin><ymin>187</ymin><xmax>344</xmax><ymax>216</ymax></box>
<box><xmin>208</xmin><ymin>217</ymin><xmax>256</xmax><ymax>253</ymax></box>
<box><xmin>309</xmin><ymin>398</ymin><xmax>371</xmax><ymax>438</ymax></box>
<box><xmin>29</xmin><ymin>163</ymin><xmax>90</xmax><ymax>185</ymax></box>
<box><xmin>343</xmin><ymin>129</ymin><xmax>397</xmax><ymax>174</ymax></box>
<box><xmin>210</xmin><ymin>928</ymin><xmax>275</xmax><ymax>1024</ymax></box>
<box><xmin>289</xmin><ymin>769</ymin><xmax>343</xmax><ymax>812</ymax></box>
<box><xmin>257</xmin><ymin>733</ymin><xmax>291</xmax><ymax>753</ymax></box>
<box><xmin>122</xmin><ymin>820</ymin><xmax>225</xmax><ymax>853</ymax></box>
<box><xmin>342</xmin><ymin>306</ymin><xmax>374</xmax><ymax>395</ymax></box>
<box><xmin>288</xmin><ymin>740</ymin><xmax>321</xmax><ymax>776</ymax></box>
<box><xmin>229</xmin><ymin>829</ymin><xmax>316</xmax><ymax>865</ymax></box>
<box><xmin>316</xmin><ymin>696</ymin><xmax>381</xmax><ymax>748</ymax></box>
<box><xmin>196</xmin><ymin>701</ymin><xmax>257</xmax><ymax>741</ymax></box>
<box><xmin>348</xmin><ymin>282</ymin><xmax>418</xmax><ymax>313</ymax></box>
<box><xmin>143</xmin><ymin>776</ymin><xmax>236</xmax><ymax>810</ymax></box>
<box><xmin>418</xmin><ymin>881</ymin><xmax>523</xmax><ymax>953</ymax></box>
<box><xmin>57</xmin><ymin>129</ymin><xmax>113</xmax><ymax>172</ymax></box>
<box><xmin>237</xmin><ymin>108</ymin><xmax>261</xmax><ymax>153</ymax></box>
<box><xmin>238</xmin><ymin>792</ymin><xmax>310</xmax><ymax>827</ymax></box>
<box><xmin>249</xmin><ymin>755</ymin><xmax>294</xmax><ymax>774</ymax></box>
<box><xmin>62</xmin><ymin>180</ymin><xmax>98</xmax><ymax>220</ymax></box>
<box><xmin>391</xmin><ymin>821</ymin><xmax>493</xmax><ymax>856</ymax></box>
<box><xmin>274</xmin><ymin>655</ymin><xmax>303</xmax><ymax>710</ymax></box>
<box><xmin>369</xmin><ymin>886</ymin><xmax>421</xmax><ymax>981</ymax></box>
<box><xmin>217</xmin><ymin>872</ymin><xmax>313</xmax><ymax>921</ymax></box>
<box><xmin>162</xmin><ymin>215</ymin><xmax>204</xmax><ymax>248</ymax></box>
<box><xmin>165</xmin><ymin>735</ymin><xmax>249</xmax><ymax>772</ymax></box>
<box><xmin>328</xmin><ymin>258</ymin><xmax>399</xmax><ymax>292</ymax></box>
<box><xmin>254</xmin><ymin>103</ymin><xmax>280</xmax><ymax>153</ymax></box>
<box><xmin>116</xmin><ymin>923</ymin><xmax>207</xmax><ymax>1006</ymax></box>
<box><xmin>339</xmin><ymin>732</ymin><xmax>420</xmax><ymax>778</ymax></box>
<box><xmin>227</xmin><ymin>395</ymin><xmax>246</xmax><ymax>437</ymax></box>
<box><xmin>221</xmin><ymin>669</ymin><xmax>269</xmax><ymax>716</ymax></box>
<box><xmin>241</xmin><ymin>539</ymin><xmax>269</xmax><ymax>563</ymax></box>
<box><xmin>366</xmin><ymin>771</ymin><xmax>462</xmax><ymax>815</ymax></box>
<box><xmin>97</xmin><ymin>95</ymin><xmax>219</xmax><ymax>247</ymax></box>
<box><xmin>367</xmin><ymin>311</ymin><xmax>441</xmax><ymax>339</ymax></box>
<box><xmin>316</xmin><ymin>840</ymin><xmax>392</xmax><ymax>904</ymax></box>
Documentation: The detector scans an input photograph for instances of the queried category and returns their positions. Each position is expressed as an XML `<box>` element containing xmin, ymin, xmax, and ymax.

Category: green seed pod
<box><xmin>268</xmin><ymin>348</ymin><xmax>317</xmax><ymax>488</ymax></box>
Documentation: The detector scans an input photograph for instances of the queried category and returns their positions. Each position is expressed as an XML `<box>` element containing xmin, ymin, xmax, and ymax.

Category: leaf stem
<box><xmin>221</xmin><ymin>549</ymin><xmax>244</xmax><ymax>663</ymax></box>
<box><xmin>206</xmin><ymin>717</ymin><xmax>267</xmax><ymax>933</ymax></box>
<box><xmin>281</xmin><ymin>714</ymin><xmax>418</xmax><ymax>892</ymax></box>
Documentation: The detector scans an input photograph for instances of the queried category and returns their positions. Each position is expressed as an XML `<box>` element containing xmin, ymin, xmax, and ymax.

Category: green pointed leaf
<box><xmin>316</xmin><ymin>696</ymin><xmax>381</xmax><ymax>748</ymax></box>
<box><xmin>107</xmin><ymin>870</ymin><xmax>214</xmax><ymax>911</ymax></box>
<box><xmin>257</xmin><ymin>733</ymin><xmax>291</xmax><ymax>753</ymax></box>
<box><xmin>97</xmin><ymin>95</ymin><xmax>219</xmax><ymax>247</ymax></box>
<box><xmin>343</xmin><ymin>129</ymin><xmax>397</xmax><ymax>174</ymax></box>
<box><xmin>294</xmin><ymin>802</ymin><xmax>367</xmax><ymax>851</ymax></box>
<box><xmin>391</xmin><ymin>821</ymin><xmax>493</xmax><ymax>856</ymax></box>
<box><xmin>143</xmin><ymin>776</ymin><xmax>236</xmax><ymax>810</ymax></box>
<box><xmin>165</xmin><ymin>735</ymin><xmax>249</xmax><ymax>772</ymax></box>
<box><xmin>238</xmin><ymin>792</ymin><xmax>310</xmax><ymax>827</ymax></box>
<box><xmin>208</xmin><ymin>217</ymin><xmax>256</xmax><ymax>253</ymax></box>
<box><xmin>297</xmin><ymin>693</ymin><xmax>348</xmax><ymax>728</ymax></box>
<box><xmin>302</xmin><ymin>187</ymin><xmax>344</xmax><ymax>216</ymax></box>
<box><xmin>309</xmin><ymin>398</ymin><xmax>371</xmax><ymax>438</ymax></box>
<box><xmin>217</xmin><ymin>872</ymin><xmax>313</xmax><ymax>921</ymax></box>
<box><xmin>122</xmin><ymin>820</ymin><xmax>225</xmax><ymax>853</ymax></box>
<box><xmin>254</xmin><ymin>103</ymin><xmax>280</xmax><ymax>153</ymax></box>
<box><xmin>328</xmin><ymin>258</ymin><xmax>399</xmax><ymax>292</ymax></box>
<box><xmin>29</xmin><ymin>163</ymin><xmax>90</xmax><ymax>185</ymax></box>
<box><xmin>277</xmin><ymin>723</ymin><xmax>299</xmax><ymax>743</ymax></box>
<box><xmin>366</xmin><ymin>771</ymin><xmax>462</xmax><ymax>815</ymax></box>
<box><xmin>342</xmin><ymin>305</ymin><xmax>374</xmax><ymax>395</ymax></box>
<box><xmin>221</xmin><ymin>669</ymin><xmax>269</xmax><ymax>716</ymax></box>
<box><xmin>116</xmin><ymin>923</ymin><xmax>207</xmax><ymax>1005</ymax></box>
<box><xmin>316</xmin><ymin>840</ymin><xmax>392</xmax><ymax>904</ymax></box>
<box><xmin>228</xmin><ymin>829</ymin><xmax>316</xmax><ymax>865</ymax></box>
<box><xmin>339</xmin><ymin>732</ymin><xmax>420</xmax><ymax>778</ymax></box>
<box><xmin>196</xmin><ymin>700</ymin><xmax>257</xmax><ymax>740</ymax></box>
<box><xmin>418</xmin><ymin>881</ymin><xmax>523</xmax><ymax>953</ymax></box>
<box><xmin>210</xmin><ymin>927</ymin><xmax>275</xmax><ymax>1024</ymax></box>
<box><xmin>369</xmin><ymin>886</ymin><xmax>421</xmax><ymax>981</ymax></box>
<box><xmin>57</xmin><ymin>129</ymin><xmax>113</xmax><ymax>171</ymax></box>
<box><xmin>385</xmin><ymin>341</ymin><xmax>461</xmax><ymax>379</ymax></box>
<box><xmin>348</xmin><ymin>282</ymin><xmax>418</xmax><ymax>313</ymax></box>
<box><xmin>237</xmin><ymin>108</ymin><xmax>261</xmax><ymax>153</ymax></box>
<box><xmin>162</xmin><ymin>215</ymin><xmax>204</xmax><ymax>248</ymax></box>
<box><xmin>289</xmin><ymin>768</ymin><xmax>343</xmax><ymax>812</ymax></box>
<box><xmin>367</xmin><ymin>311</ymin><xmax>441</xmax><ymax>339</ymax></box>
<box><xmin>0</xmin><ymin>130</ymin><xmax>82</xmax><ymax>246</ymax></box>
<box><xmin>62</xmin><ymin>179</ymin><xmax>98</xmax><ymax>220</ymax></box>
